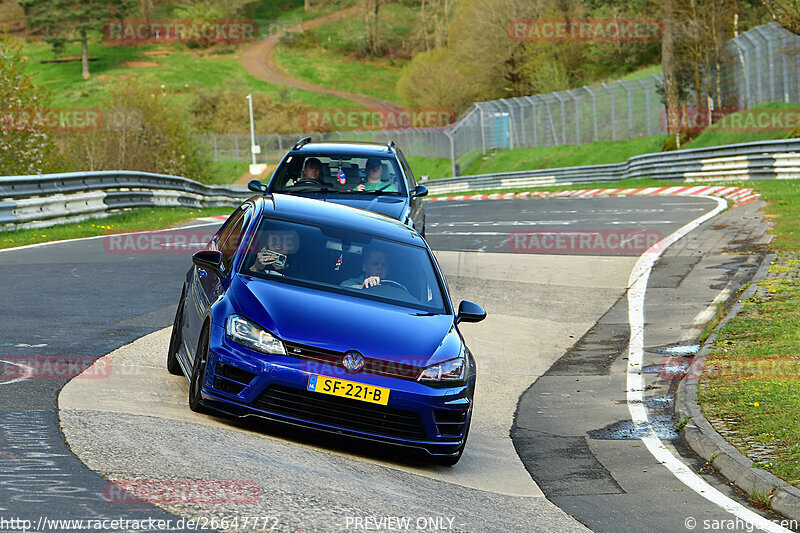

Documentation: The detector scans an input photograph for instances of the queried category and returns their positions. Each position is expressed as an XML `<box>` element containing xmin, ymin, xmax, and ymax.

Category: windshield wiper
<box><xmin>285</xmin><ymin>185</ymin><xmax>334</xmax><ymax>193</ymax></box>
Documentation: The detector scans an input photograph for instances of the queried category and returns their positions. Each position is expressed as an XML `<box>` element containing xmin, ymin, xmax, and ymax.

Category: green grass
<box><xmin>249</xmin><ymin>0</ymin><xmax>356</xmax><ymax>36</ymax></box>
<box><xmin>685</xmin><ymin>103</ymin><xmax>800</xmax><ymax>149</ymax></box>
<box><xmin>407</xmin><ymin>156</ymin><xmax>453</xmax><ymax>181</ymax></box>
<box><xmin>207</xmin><ymin>161</ymin><xmax>251</xmax><ymax>185</ymax></box>
<box><xmin>460</xmin><ymin>135</ymin><xmax>667</xmax><ymax>176</ymax></box>
<box><xmin>697</xmin><ymin>178</ymin><xmax>800</xmax><ymax>489</ymax></box>
<box><xmin>618</xmin><ymin>64</ymin><xmax>662</xmax><ymax>81</ymax></box>
<box><xmin>274</xmin><ymin>46</ymin><xmax>404</xmax><ymax>103</ymax></box>
<box><xmin>272</xmin><ymin>1</ymin><xmax>417</xmax><ymax>105</ymax></box>
<box><xmin>20</xmin><ymin>38</ymin><xmax>361</xmax><ymax>110</ymax></box>
<box><xmin>0</xmin><ymin>206</ymin><xmax>233</xmax><ymax>249</ymax></box>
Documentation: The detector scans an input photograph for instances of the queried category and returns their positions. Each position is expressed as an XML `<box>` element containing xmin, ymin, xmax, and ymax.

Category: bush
<box><xmin>61</xmin><ymin>80</ymin><xmax>213</xmax><ymax>182</ymax></box>
<box><xmin>190</xmin><ymin>86</ymin><xmax>306</xmax><ymax>134</ymax></box>
<box><xmin>0</xmin><ymin>31</ymin><xmax>63</xmax><ymax>176</ymax></box>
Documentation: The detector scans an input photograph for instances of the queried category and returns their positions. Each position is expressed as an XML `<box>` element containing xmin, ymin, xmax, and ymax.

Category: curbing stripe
<box><xmin>431</xmin><ymin>186</ymin><xmax>761</xmax><ymax>207</ymax></box>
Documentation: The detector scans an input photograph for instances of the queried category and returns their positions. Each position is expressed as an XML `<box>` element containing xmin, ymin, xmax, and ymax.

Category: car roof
<box><xmin>288</xmin><ymin>141</ymin><xmax>397</xmax><ymax>157</ymax></box>
<box><xmin>252</xmin><ymin>193</ymin><xmax>423</xmax><ymax>246</ymax></box>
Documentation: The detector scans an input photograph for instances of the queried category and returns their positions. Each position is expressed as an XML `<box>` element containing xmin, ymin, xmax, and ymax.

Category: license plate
<box><xmin>307</xmin><ymin>374</ymin><xmax>390</xmax><ymax>406</ymax></box>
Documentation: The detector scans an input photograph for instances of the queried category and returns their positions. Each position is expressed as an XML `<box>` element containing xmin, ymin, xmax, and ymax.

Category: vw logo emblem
<box><xmin>342</xmin><ymin>351</ymin><xmax>364</xmax><ymax>374</ymax></box>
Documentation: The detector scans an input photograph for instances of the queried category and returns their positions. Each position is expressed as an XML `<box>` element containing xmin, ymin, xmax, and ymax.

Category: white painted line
<box><xmin>0</xmin><ymin>220</ymin><xmax>222</xmax><ymax>254</ymax></box>
<box><xmin>0</xmin><ymin>359</ymin><xmax>33</xmax><ymax>386</ymax></box>
<box><xmin>626</xmin><ymin>195</ymin><xmax>790</xmax><ymax>533</ymax></box>
<box><xmin>692</xmin><ymin>288</ymin><xmax>732</xmax><ymax>326</ymax></box>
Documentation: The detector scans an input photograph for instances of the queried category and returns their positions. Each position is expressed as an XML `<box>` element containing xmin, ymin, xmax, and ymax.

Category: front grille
<box><xmin>283</xmin><ymin>342</ymin><xmax>423</xmax><ymax>380</ymax></box>
<box><xmin>253</xmin><ymin>385</ymin><xmax>427</xmax><ymax>440</ymax></box>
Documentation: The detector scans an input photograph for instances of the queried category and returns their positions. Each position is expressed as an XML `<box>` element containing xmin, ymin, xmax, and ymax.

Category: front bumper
<box><xmin>201</xmin><ymin>323</ymin><xmax>474</xmax><ymax>457</ymax></box>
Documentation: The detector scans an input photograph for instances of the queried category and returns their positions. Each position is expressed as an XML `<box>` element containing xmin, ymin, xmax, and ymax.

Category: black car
<box><xmin>261</xmin><ymin>138</ymin><xmax>428</xmax><ymax>236</ymax></box>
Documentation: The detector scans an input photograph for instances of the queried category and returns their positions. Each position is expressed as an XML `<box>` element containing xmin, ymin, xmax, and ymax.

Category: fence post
<box><xmin>479</xmin><ymin>105</ymin><xmax>486</xmax><ymax>155</ymax></box>
<box><xmin>444</xmin><ymin>130</ymin><xmax>456</xmax><ymax>177</ymax></box>
<box><xmin>213</xmin><ymin>134</ymin><xmax>218</xmax><ymax>161</ymax></box>
<box><xmin>584</xmin><ymin>86</ymin><xmax>598</xmax><ymax>142</ymax></box>
<box><xmin>638</xmin><ymin>78</ymin><xmax>652</xmax><ymax>136</ymax></box>
<box><xmin>602</xmin><ymin>83</ymin><xmax>616</xmax><ymax>141</ymax></box>
<box><xmin>619</xmin><ymin>80</ymin><xmax>633</xmax><ymax>139</ymax></box>
<box><xmin>553</xmin><ymin>91</ymin><xmax>567</xmax><ymax>145</ymax></box>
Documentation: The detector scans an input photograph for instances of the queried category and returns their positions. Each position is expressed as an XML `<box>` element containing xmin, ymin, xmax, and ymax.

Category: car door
<box><xmin>184</xmin><ymin>206</ymin><xmax>250</xmax><ymax>362</ymax></box>
<box><xmin>397</xmin><ymin>149</ymin><xmax>425</xmax><ymax>233</ymax></box>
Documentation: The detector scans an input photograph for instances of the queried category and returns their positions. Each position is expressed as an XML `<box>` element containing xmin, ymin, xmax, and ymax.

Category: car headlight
<box><xmin>226</xmin><ymin>315</ymin><xmax>286</xmax><ymax>355</ymax></box>
<box><xmin>417</xmin><ymin>357</ymin><xmax>466</xmax><ymax>386</ymax></box>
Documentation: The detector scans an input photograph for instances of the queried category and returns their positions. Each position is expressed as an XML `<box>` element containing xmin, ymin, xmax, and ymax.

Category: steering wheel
<box><xmin>365</xmin><ymin>279</ymin><xmax>409</xmax><ymax>294</ymax></box>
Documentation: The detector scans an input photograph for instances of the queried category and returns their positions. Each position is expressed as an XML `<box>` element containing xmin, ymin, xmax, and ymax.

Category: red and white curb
<box><xmin>429</xmin><ymin>186</ymin><xmax>761</xmax><ymax>207</ymax></box>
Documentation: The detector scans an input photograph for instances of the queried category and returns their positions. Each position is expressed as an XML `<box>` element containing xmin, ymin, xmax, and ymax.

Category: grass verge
<box><xmin>697</xmin><ymin>178</ymin><xmax>800</xmax><ymax>489</ymax></box>
<box><xmin>0</xmin><ymin>206</ymin><xmax>233</xmax><ymax>250</ymax></box>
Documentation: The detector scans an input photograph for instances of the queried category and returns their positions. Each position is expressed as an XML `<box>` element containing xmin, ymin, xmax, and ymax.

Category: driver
<box><xmin>356</xmin><ymin>158</ymin><xmax>398</xmax><ymax>192</ymax></box>
<box><xmin>341</xmin><ymin>249</ymin><xmax>389</xmax><ymax>289</ymax></box>
<box><xmin>287</xmin><ymin>157</ymin><xmax>324</xmax><ymax>187</ymax></box>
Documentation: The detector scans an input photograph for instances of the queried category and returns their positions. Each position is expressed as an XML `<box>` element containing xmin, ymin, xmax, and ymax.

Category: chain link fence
<box><xmin>719</xmin><ymin>22</ymin><xmax>800</xmax><ymax>110</ymax></box>
<box><xmin>205</xmin><ymin>23</ymin><xmax>800</xmax><ymax>177</ymax></box>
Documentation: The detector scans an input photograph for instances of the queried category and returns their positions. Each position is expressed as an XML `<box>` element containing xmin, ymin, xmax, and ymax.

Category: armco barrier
<box><xmin>423</xmin><ymin>138</ymin><xmax>800</xmax><ymax>195</ymax></box>
<box><xmin>0</xmin><ymin>170</ymin><xmax>250</xmax><ymax>229</ymax></box>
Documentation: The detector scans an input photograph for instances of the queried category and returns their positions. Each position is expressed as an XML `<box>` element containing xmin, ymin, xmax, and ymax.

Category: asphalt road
<box><xmin>0</xmin><ymin>196</ymin><xmax>779</xmax><ymax>532</ymax></box>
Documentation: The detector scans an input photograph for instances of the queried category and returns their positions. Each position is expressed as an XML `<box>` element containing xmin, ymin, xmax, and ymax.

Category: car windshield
<box><xmin>271</xmin><ymin>154</ymin><xmax>406</xmax><ymax>195</ymax></box>
<box><xmin>240</xmin><ymin>217</ymin><xmax>447</xmax><ymax>314</ymax></box>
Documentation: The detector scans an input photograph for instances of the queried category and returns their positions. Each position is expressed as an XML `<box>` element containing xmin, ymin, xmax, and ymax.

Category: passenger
<box><xmin>356</xmin><ymin>158</ymin><xmax>398</xmax><ymax>192</ymax></box>
<box><xmin>341</xmin><ymin>249</ymin><xmax>388</xmax><ymax>289</ymax></box>
<box><xmin>249</xmin><ymin>232</ymin><xmax>297</xmax><ymax>276</ymax></box>
<box><xmin>287</xmin><ymin>157</ymin><xmax>325</xmax><ymax>187</ymax></box>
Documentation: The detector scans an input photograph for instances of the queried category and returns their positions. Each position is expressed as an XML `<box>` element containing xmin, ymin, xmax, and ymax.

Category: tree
<box><xmin>0</xmin><ymin>30</ymin><xmax>61</xmax><ymax>176</ymax></box>
<box><xmin>760</xmin><ymin>0</ymin><xmax>800</xmax><ymax>33</ymax></box>
<box><xmin>19</xmin><ymin>0</ymin><xmax>135</xmax><ymax>79</ymax></box>
<box><xmin>364</xmin><ymin>0</ymin><xmax>383</xmax><ymax>56</ymax></box>
<box><xmin>662</xmin><ymin>0</ymin><xmax>681</xmax><ymax>145</ymax></box>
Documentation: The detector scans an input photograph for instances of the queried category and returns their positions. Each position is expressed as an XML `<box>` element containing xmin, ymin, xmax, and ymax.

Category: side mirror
<box><xmin>248</xmin><ymin>180</ymin><xmax>268</xmax><ymax>194</ymax></box>
<box><xmin>411</xmin><ymin>184</ymin><xmax>428</xmax><ymax>199</ymax></box>
<box><xmin>192</xmin><ymin>250</ymin><xmax>224</xmax><ymax>277</ymax></box>
<box><xmin>456</xmin><ymin>300</ymin><xmax>486</xmax><ymax>324</ymax></box>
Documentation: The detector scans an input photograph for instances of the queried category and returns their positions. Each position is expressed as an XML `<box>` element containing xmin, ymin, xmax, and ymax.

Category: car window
<box><xmin>396</xmin><ymin>149</ymin><xmax>416</xmax><ymax>190</ymax></box>
<box><xmin>241</xmin><ymin>218</ymin><xmax>447</xmax><ymax>314</ymax></box>
<box><xmin>271</xmin><ymin>154</ymin><xmax>406</xmax><ymax>195</ymax></box>
<box><xmin>218</xmin><ymin>207</ymin><xmax>250</xmax><ymax>272</ymax></box>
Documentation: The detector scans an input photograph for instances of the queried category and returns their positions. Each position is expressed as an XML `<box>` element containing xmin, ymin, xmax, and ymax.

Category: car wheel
<box><xmin>431</xmin><ymin>411</ymin><xmax>471</xmax><ymax>466</ymax></box>
<box><xmin>189</xmin><ymin>326</ymin><xmax>210</xmax><ymax>413</ymax></box>
<box><xmin>166</xmin><ymin>288</ymin><xmax>185</xmax><ymax>376</ymax></box>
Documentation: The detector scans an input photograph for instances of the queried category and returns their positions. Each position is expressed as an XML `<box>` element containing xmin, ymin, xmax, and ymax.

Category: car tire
<box><xmin>166</xmin><ymin>288</ymin><xmax>185</xmax><ymax>376</ymax></box>
<box><xmin>189</xmin><ymin>326</ymin><xmax>210</xmax><ymax>413</ymax></box>
<box><xmin>431</xmin><ymin>411</ymin><xmax>471</xmax><ymax>466</ymax></box>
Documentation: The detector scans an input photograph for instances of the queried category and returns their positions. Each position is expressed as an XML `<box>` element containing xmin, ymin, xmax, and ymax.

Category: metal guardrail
<box><xmin>2</xmin><ymin>137</ymin><xmax>799</xmax><ymax>228</ymax></box>
<box><xmin>0</xmin><ymin>170</ymin><xmax>250</xmax><ymax>229</ymax></box>
<box><xmin>423</xmin><ymin>138</ymin><xmax>800</xmax><ymax>195</ymax></box>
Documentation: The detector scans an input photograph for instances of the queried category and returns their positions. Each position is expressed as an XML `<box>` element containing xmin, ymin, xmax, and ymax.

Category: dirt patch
<box><xmin>120</xmin><ymin>61</ymin><xmax>159</xmax><ymax>68</ymax></box>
